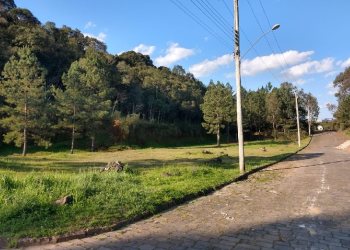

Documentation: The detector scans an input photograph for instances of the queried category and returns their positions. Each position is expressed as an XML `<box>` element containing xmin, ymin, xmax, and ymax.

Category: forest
<box><xmin>0</xmin><ymin>1</ymin><xmax>320</xmax><ymax>155</ymax></box>
<box><xmin>331</xmin><ymin>67</ymin><xmax>350</xmax><ymax>131</ymax></box>
<box><xmin>0</xmin><ymin>1</ymin><xmax>332</xmax><ymax>246</ymax></box>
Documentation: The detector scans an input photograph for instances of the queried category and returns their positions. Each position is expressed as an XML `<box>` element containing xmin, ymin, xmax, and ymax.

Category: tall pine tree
<box><xmin>200</xmin><ymin>81</ymin><xmax>235</xmax><ymax>146</ymax></box>
<box><xmin>55</xmin><ymin>49</ymin><xmax>113</xmax><ymax>152</ymax></box>
<box><xmin>54</xmin><ymin>61</ymin><xmax>87</xmax><ymax>154</ymax></box>
<box><xmin>0</xmin><ymin>47</ymin><xmax>48</xmax><ymax>155</ymax></box>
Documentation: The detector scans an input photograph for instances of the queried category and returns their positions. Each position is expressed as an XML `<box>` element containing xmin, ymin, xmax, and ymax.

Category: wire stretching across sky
<box><xmin>258</xmin><ymin>0</ymin><xmax>290</xmax><ymax>70</ymax></box>
<box><xmin>170</xmin><ymin>0</ymin><xmax>232</xmax><ymax>50</ymax></box>
<box><xmin>170</xmin><ymin>0</ymin><xmax>285</xmax><ymax>84</ymax></box>
<box><xmin>221</xmin><ymin>0</ymin><xmax>282</xmax><ymax>84</ymax></box>
<box><xmin>244</xmin><ymin>0</ymin><xmax>288</xmax><ymax>75</ymax></box>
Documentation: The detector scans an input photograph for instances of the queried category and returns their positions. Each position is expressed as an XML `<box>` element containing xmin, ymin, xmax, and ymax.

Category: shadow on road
<box><xmin>283</xmin><ymin>153</ymin><xmax>324</xmax><ymax>161</ymax></box>
<box><xmin>67</xmin><ymin>211</ymin><xmax>350</xmax><ymax>249</ymax></box>
<box><xmin>265</xmin><ymin>158</ymin><xmax>350</xmax><ymax>172</ymax></box>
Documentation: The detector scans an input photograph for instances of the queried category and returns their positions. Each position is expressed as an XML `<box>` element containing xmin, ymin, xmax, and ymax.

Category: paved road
<box><xmin>25</xmin><ymin>132</ymin><xmax>350</xmax><ymax>250</ymax></box>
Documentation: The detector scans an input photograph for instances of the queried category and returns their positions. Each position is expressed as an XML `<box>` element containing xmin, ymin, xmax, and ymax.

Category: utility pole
<box><xmin>307</xmin><ymin>105</ymin><xmax>311</xmax><ymax>136</ymax></box>
<box><xmin>294</xmin><ymin>92</ymin><xmax>301</xmax><ymax>147</ymax></box>
<box><xmin>233</xmin><ymin>0</ymin><xmax>245</xmax><ymax>173</ymax></box>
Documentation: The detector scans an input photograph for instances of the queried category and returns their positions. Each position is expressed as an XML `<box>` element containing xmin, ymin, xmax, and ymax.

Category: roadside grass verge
<box><xmin>0</xmin><ymin>138</ymin><xmax>310</xmax><ymax>243</ymax></box>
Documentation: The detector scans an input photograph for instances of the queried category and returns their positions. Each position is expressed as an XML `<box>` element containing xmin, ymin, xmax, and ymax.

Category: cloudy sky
<box><xmin>17</xmin><ymin>0</ymin><xmax>350</xmax><ymax>119</ymax></box>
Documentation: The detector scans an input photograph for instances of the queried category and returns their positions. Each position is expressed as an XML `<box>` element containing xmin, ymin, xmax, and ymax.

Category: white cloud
<box><xmin>241</xmin><ymin>50</ymin><xmax>314</xmax><ymax>76</ymax></box>
<box><xmin>133</xmin><ymin>44</ymin><xmax>156</xmax><ymax>55</ymax></box>
<box><xmin>84</xmin><ymin>21</ymin><xmax>96</xmax><ymax>30</ymax></box>
<box><xmin>340</xmin><ymin>58</ymin><xmax>350</xmax><ymax>68</ymax></box>
<box><xmin>326</xmin><ymin>82</ymin><xmax>338</xmax><ymax>96</ymax></box>
<box><xmin>189</xmin><ymin>54</ymin><xmax>233</xmax><ymax>77</ymax></box>
<box><xmin>155</xmin><ymin>43</ymin><xmax>195</xmax><ymax>66</ymax></box>
<box><xmin>324</xmin><ymin>70</ymin><xmax>338</xmax><ymax>78</ymax></box>
<box><xmin>283</xmin><ymin>58</ymin><xmax>334</xmax><ymax>79</ymax></box>
<box><xmin>294</xmin><ymin>79</ymin><xmax>306</xmax><ymax>85</ymax></box>
<box><xmin>83</xmin><ymin>32</ymin><xmax>107</xmax><ymax>42</ymax></box>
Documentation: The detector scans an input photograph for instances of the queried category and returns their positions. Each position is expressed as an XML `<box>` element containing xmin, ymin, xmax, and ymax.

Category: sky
<box><xmin>15</xmin><ymin>0</ymin><xmax>350</xmax><ymax>120</ymax></box>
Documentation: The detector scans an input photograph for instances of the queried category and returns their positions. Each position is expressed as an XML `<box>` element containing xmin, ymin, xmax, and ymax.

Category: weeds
<box><xmin>0</xmin><ymin>138</ymin><xmax>309</xmax><ymax>241</ymax></box>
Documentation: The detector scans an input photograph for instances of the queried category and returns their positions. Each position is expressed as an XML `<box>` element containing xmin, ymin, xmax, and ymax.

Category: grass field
<box><xmin>0</xmin><ymin>138</ymin><xmax>309</xmax><ymax>244</ymax></box>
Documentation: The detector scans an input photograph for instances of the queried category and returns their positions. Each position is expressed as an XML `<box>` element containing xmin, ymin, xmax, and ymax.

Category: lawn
<box><xmin>0</xmin><ymin>138</ymin><xmax>309</xmax><ymax>245</ymax></box>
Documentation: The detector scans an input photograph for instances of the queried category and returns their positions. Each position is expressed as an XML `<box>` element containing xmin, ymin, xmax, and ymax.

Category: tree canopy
<box><xmin>0</xmin><ymin>2</ymin><xmax>321</xmax><ymax>152</ymax></box>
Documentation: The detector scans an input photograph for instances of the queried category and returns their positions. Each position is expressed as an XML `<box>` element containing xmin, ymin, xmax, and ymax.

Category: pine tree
<box><xmin>0</xmin><ymin>47</ymin><xmax>48</xmax><ymax>156</ymax></box>
<box><xmin>200</xmin><ymin>81</ymin><xmax>235</xmax><ymax>146</ymax></box>
<box><xmin>55</xmin><ymin>49</ymin><xmax>113</xmax><ymax>152</ymax></box>
<box><xmin>54</xmin><ymin>61</ymin><xmax>87</xmax><ymax>154</ymax></box>
<box><xmin>80</xmin><ymin>49</ymin><xmax>113</xmax><ymax>151</ymax></box>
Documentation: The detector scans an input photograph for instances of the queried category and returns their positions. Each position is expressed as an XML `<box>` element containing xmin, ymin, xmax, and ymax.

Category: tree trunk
<box><xmin>217</xmin><ymin>126</ymin><xmax>221</xmax><ymax>147</ymax></box>
<box><xmin>22</xmin><ymin>102</ymin><xmax>27</xmax><ymax>156</ymax></box>
<box><xmin>71</xmin><ymin>125</ymin><xmax>75</xmax><ymax>154</ymax></box>
<box><xmin>226</xmin><ymin>122</ymin><xmax>230</xmax><ymax>143</ymax></box>
<box><xmin>91</xmin><ymin>136</ymin><xmax>95</xmax><ymax>152</ymax></box>
<box><xmin>272</xmin><ymin>115</ymin><xmax>277</xmax><ymax>140</ymax></box>
<box><xmin>71</xmin><ymin>106</ymin><xmax>76</xmax><ymax>154</ymax></box>
<box><xmin>22</xmin><ymin>127</ymin><xmax>27</xmax><ymax>156</ymax></box>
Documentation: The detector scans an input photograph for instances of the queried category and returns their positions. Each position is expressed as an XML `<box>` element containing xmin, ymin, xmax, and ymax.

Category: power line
<box><xmin>246</xmin><ymin>0</ymin><xmax>286</xmax><ymax>73</ymax></box>
<box><xmin>240</xmin><ymin>29</ymin><xmax>282</xmax><ymax>84</ymax></box>
<box><xmin>190</xmin><ymin>0</ymin><xmax>233</xmax><ymax>41</ymax></box>
<box><xmin>258</xmin><ymin>0</ymin><xmax>290</xmax><ymax>70</ymax></box>
<box><xmin>201</xmin><ymin>0</ymin><xmax>232</xmax><ymax>28</ymax></box>
<box><xmin>245</xmin><ymin>0</ymin><xmax>277</xmax><ymax>55</ymax></box>
<box><xmin>221</xmin><ymin>0</ymin><xmax>233</xmax><ymax>17</ymax></box>
<box><xmin>170</xmin><ymin>0</ymin><xmax>232</xmax><ymax>49</ymax></box>
<box><xmin>220</xmin><ymin>0</ymin><xmax>281</xmax><ymax>84</ymax></box>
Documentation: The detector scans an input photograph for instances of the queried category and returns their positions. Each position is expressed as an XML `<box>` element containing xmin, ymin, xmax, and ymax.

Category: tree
<box><xmin>200</xmin><ymin>81</ymin><xmax>234</xmax><ymax>146</ymax></box>
<box><xmin>326</xmin><ymin>103</ymin><xmax>337</xmax><ymax>117</ymax></box>
<box><xmin>83</xmin><ymin>50</ymin><xmax>115</xmax><ymax>151</ymax></box>
<box><xmin>0</xmin><ymin>47</ymin><xmax>48</xmax><ymax>155</ymax></box>
<box><xmin>243</xmin><ymin>86</ymin><xmax>268</xmax><ymax>133</ymax></box>
<box><xmin>333</xmin><ymin>67</ymin><xmax>350</xmax><ymax>100</ymax></box>
<box><xmin>301</xmin><ymin>92</ymin><xmax>319</xmax><ymax>136</ymax></box>
<box><xmin>172</xmin><ymin>65</ymin><xmax>186</xmax><ymax>76</ymax></box>
<box><xmin>266</xmin><ymin>88</ymin><xmax>281</xmax><ymax>139</ymax></box>
<box><xmin>54</xmin><ymin>61</ymin><xmax>87</xmax><ymax>154</ymax></box>
<box><xmin>333</xmin><ymin>67</ymin><xmax>350</xmax><ymax>129</ymax></box>
<box><xmin>335</xmin><ymin>96</ymin><xmax>350</xmax><ymax>128</ymax></box>
<box><xmin>55</xmin><ymin>49</ymin><xmax>114</xmax><ymax>152</ymax></box>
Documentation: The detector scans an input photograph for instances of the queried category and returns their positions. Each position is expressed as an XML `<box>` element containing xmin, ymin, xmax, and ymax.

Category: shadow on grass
<box><xmin>245</xmin><ymin>140</ymin><xmax>291</xmax><ymax>146</ymax></box>
<box><xmin>0</xmin><ymin>160</ymin><xmax>105</xmax><ymax>172</ymax></box>
<box><xmin>1</xmin><ymin>152</ymin><xmax>323</xmax><ymax>173</ymax></box>
<box><xmin>126</xmin><ymin>153</ymin><xmax>296</xmax><ymax>169</ymax></box>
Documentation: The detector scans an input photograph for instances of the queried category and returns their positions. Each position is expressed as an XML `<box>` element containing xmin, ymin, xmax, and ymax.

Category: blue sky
<box><xmin>16</xmin><ymin>0</ymin><xmax>350</xmax><ymax>120</ymax></box>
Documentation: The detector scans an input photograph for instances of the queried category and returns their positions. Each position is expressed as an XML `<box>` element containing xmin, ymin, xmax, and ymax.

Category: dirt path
<box><xmin>24</xmin><ymin>132</ymin><xmax>350</xmax><ymax>250</ymax></box>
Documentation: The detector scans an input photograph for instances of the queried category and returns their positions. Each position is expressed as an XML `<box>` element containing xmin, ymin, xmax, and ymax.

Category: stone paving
<box><xmin>23</xmin><ymin>132</ymin><xmax>350</xmax><ymax>250</ymax></box>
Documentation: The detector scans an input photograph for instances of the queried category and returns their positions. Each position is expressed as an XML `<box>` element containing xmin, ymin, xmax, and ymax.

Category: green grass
<box><xmin>345</xmin><ymin>129</ymin><xmax>350</xmax><ymax>137</ymax></box>
<box><xmin>0</xmin><ymin>138</ymin><xmax>310</xmax><ymax>244</ymax></box>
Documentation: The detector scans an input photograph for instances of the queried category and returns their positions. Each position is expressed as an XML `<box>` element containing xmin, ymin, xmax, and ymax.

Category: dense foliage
<box><xmin>332</xmin><ymin>67</ymin><xmax>350</xmax><ymax>129</ymax></box>
<box><xmin>201</xmin><ymin>81</ymin><xmax>235</xmax><ymax>146</ymax></box>
<box><xmin>0</xmin><ymin>1</ymin><xmax>319</xmax><ymax>153</ymax></box>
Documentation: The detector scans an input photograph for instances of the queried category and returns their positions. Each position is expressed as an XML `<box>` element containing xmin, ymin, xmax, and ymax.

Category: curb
<box><xmin>11</xmin><ymin>137</ymin><xmax>312</xmax><ymax>248</ymax></box>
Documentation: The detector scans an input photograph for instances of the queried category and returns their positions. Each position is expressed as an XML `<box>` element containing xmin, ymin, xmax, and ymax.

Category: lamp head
<box><xmin>272</xmin><ymin>24</ymin><xmax>280</xmax><ymax>31</ymax></box>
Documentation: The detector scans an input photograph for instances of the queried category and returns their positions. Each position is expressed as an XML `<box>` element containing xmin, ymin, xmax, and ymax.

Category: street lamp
<box><xmin>241</xmin><ymin>24</ymin><xmax>280</xmax><ymax>59</ymax></box>
<box><xmin>234</xmin><ymin>0</ymin><xmax>280</xmax><ymax>173</ymax></box>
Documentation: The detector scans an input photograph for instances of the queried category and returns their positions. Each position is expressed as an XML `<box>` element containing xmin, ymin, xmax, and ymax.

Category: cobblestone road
<box><xmin>24</xmin><ymin>132</ymin><xmax>350</xmax><ymax>250</ymax></box>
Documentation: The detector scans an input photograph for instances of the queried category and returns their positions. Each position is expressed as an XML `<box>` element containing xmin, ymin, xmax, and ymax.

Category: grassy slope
<box><xmin>0</xmin><ymin>138</ymin><xmax>309</xmax><ymax>241</ymax></box>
